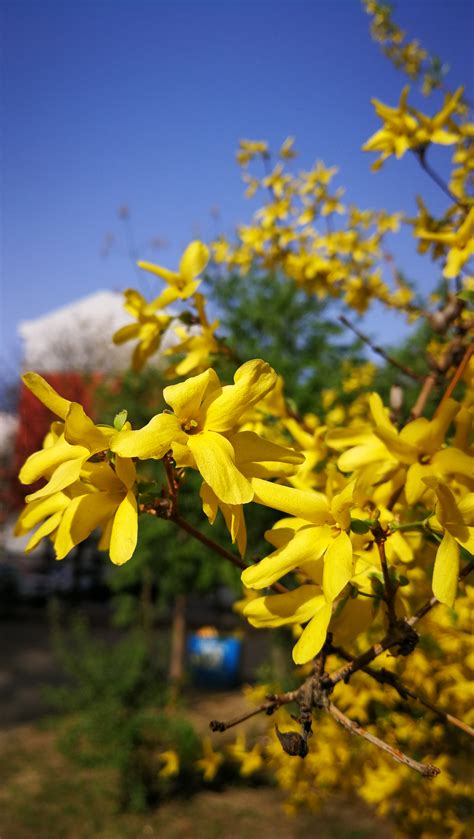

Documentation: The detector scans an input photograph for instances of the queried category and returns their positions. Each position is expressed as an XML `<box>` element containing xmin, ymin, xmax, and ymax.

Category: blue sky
<box><xmin>2</xmin><ymin>0</ymin><xmax>473</xmax><ymax>377</ymax></box>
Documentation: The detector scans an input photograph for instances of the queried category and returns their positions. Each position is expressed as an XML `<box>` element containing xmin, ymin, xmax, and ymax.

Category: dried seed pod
<box><xmin>275</xmin><ymin>726</ymin><xmax>308</xmax><ymax>758</ymax></box>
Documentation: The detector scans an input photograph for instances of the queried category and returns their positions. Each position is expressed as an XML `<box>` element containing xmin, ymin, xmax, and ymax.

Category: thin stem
<box><xmin>171</xmin><ymin>513</ymin><xmax>288</xmax><ymax>595</ymax></box>
<box><xmin>328</xmin><ymin>702</ymin><xmax>440</xmax><ymax>777</ymax></box>
<box><xmin>210</xmin><ymin>689</ymin><xmax>298</xmax><ymax>732</ymax></box>
<box><xmin>377</xmin><ymin>538</ymin><xmax>398</xmax><ymax>628</ymax></box>
<box><xmin>410</xmin><ymin>371</ymin><xmax>437</xmax><ymax>419</ymax></box>
<box><xmin>339</xmin><ymin>315</ymin><xmax>424</xmax><ymax>382</ymax></box>
<box><xmin>434</xmin><ymin>342</ymin><xmax>473</xmax><ymax>417</ymax></box>
<box><xmin>330</xmin><ymin>646</ymin><xmax>474</xmax><ymax>738</ymax></box>
<box><xmin>416</xmin><ymin>151</ymin><xmax>467</xmax><ymax>209</ymax></box>
<box><xmin>326</xmin><ymin>561</ymin><xmax>474</xmax><ymax>688</ymax></box>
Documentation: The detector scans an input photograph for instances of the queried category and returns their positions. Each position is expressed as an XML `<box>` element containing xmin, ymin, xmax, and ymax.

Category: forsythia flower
<box><xmin>111</xmin><ymin>359</ymin><xmax>302</xmax><ymax>507</ymax></box>
<box><xmin>242</xmin><ymin>478</ymin><xmax>356</xmax><ymax>602</ymax></box>
<box><xmin>227</xmin><ymin>734</ymin><xmax>264</xmax><ymax>777</ymax></box>
<box><xmin>429</xmin><ymin>482</ymin><xmax>474</xmax><ymax>606</ymax></box>
<box><xmin>363</xmin><ymin>86</ymin><xmax>462</xmax><ymax>169</ymax></box>
<box><xmin>164</xmin><ymin>293</ymin><xmax>220</xmax><ymax>379</ymax></box>
<box><xmin>200</xmin><ymin>430</ymin><xmax>304</xmax><ymax>556</ymax></box>
<box><xmin>137</xmin><ymin>240</ymin><xmax>209</xmax><ymax>308</ymax></box>
<box><xmin>195</xmin><ymin>737</ymin><xmax>224</xmax><ymax>781</ymax></box>
<box><xmin>329</xmin><ymin>394</ymin><xmax>473</xmax><ymax>506</ymax></box>
<box><xmin>416</xmin><ymin>206</ymin><xmax>474</xmax><ymax>279</ymax></box>
<box><xmin>15</xmin><ymin>374</ymin><xmax>138</xmax><ymax>565</ymax></box>
<box><xmin>18</xmin><ymin>373</ymin><xmax>115</xmax><ymax>501</ymax></box>
<box><xmin>158</xmin><ymin>750</ymin><xmax>180</xmax><ymax>778</ymax></box>
<box><xmin>112</xmin><ymin>289</ymin><xmax>173</xmax><ymax>372</ymax></box>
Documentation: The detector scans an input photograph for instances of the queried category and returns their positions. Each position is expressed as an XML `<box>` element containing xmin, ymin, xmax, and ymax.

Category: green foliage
<box><xmin>205</xmin><ymin>267</ymin><xmax>362</xmax><ymax>414</ymax></box>
<box><xmin>44</xmin><ymin>607</ymin><xmax>201</xmax><ymax>811</ymax></box>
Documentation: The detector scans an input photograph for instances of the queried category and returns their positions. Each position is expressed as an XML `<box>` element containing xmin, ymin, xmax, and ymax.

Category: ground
<box><xmin>0</xmin><ymin>605</ymin><xmax>394</xmax><ymax>839</ymax></box>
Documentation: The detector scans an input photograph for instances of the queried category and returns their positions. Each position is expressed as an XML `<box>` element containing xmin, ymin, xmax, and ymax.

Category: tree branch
<box><xmin>339</xmin><ymin>315</ymin><xmax>424</xmax><ymax>382</ymax></box>
<box><xmin>326</xmin><ymin>561</ymin><xmax>474</xmax><ymax>688</ymax></box>
<box><xmin>434</xmin><ymin>342</ymin><xmax>473</xmax><ymax>417</ymax></box>
<box><xmin>328</xmin><ymin>702</ymin><xmax>440</xmax><ymax>777</ymax></box>
<box><xmin>171</xmin><ymin>513</ymin><xmax>288</xmax><ymax>595</ymax></box>
<box><xmin>210</xmin><ymin>689</ymin><xmax>299</xmax><ymax>732</ymax></box>
<box><xmin>329</xmin><ymin>646</ymin><xmax>474</xmax><ymax>738</ymax></box>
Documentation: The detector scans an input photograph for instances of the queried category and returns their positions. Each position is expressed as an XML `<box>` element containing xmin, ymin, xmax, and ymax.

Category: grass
<box><xmin>0</xmin><ymin>721</ymin><xmax>390</xmax><ymax>839</ymax></box>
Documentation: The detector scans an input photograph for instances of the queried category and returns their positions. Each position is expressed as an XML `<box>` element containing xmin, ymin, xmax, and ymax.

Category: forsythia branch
<box><xmin>327</xmin><ymin>702</ymin><xmax>440</xmax><ymax>778</ymax></box>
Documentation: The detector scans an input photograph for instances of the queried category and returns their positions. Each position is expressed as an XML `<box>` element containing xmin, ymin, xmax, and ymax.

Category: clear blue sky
<box><xmin>2</xmin><ymin>0</ymin><xmax>473</xmax><ymax>378</ymax></box>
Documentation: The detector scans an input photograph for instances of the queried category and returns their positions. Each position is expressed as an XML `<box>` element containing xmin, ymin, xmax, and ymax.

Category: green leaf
<box><xmin>113</xmin><ymin>409</ymin><xmax>128</xmax><ymax>431</ymax></box>
<box><xmin>350</xmin><ymin>518</ymin><xmax>371</xmax><ymax>534</ymax></box>
<box><xmin>457</xmin><ymin>289</ymin><xmax>474</xmax><ymax>304</ymax></box>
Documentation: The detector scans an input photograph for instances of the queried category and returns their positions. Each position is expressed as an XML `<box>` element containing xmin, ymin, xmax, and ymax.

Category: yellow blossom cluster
<box><xmin>213</xmin><ymin>145</ymin><xmax>410</xmax><ymax>315</ymax></box>
<box><xmin>364</xmin><ymin>0</ymin><xmax>448</xmax><ymax>96</ymax></box>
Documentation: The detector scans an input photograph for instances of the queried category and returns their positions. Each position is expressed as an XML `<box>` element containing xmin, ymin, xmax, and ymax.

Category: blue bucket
<box><xmin>187</xmin><ymin>634</ymin><xmax>242</xmax><ymax>688</ymax></box>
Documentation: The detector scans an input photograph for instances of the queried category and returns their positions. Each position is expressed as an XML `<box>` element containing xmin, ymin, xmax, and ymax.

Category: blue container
<box><xmin>187</xmin><ymin>634</ymin><xmax>242</xmax><ymax>688</ymax></box>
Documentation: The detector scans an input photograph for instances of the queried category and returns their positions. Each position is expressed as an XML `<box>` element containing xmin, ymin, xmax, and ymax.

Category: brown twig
<box><xmin>339</xmin><ymin>314</ymin><xmax>424</xmax><ymax>382</ymax></box>
<box><xmin>415</xmin><ymin>149</ymin><xmax>468</xmax><ymax>211</ymax></box>
<box><xmin>171</xmin><ymin>513</ymin><xmax>288</xmax><ymax>595</ymax></box>
<box><xmin>434</xmin><ymin>342</ymin><xmax>473</xmax><ymax>417</ymax></box>
<box><xmin>326</xmin><ymin>561</ymin><xmax>474</xmax><ymax>688</ymax></box>
<box><xmin>371</xmin><ymin>522</ymin><xmax>398</xmax><ymax>629</ymax></box>
<box><xmin>328</xmin><ymin>702</ymin><xmax>440</xmax><ymax>777</ymax></box>
<box><xmin>210</xmin><ymin>689</ymin><xmax>298</xmax><ymax>732</ymax></box>
<box><xmin>329</xmin><ymin>646</ymin><xmax>474</xmax><ymax>738</ymax></box>
<box><xmin>409</xmin><ymin>371</ymin><xmax>438</xmax><ymax>419</ymax></box>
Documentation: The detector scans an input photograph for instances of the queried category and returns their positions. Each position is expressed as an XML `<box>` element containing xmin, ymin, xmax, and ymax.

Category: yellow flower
<box><xmin>227</xmin><ymin>735</ymin><xmax>263</xmax><ymax>777</ymax></box>
<box><xmin>363</xmin><ymin>86</ymin><xmax>462</xmax><ymax>169</ymax></box>
<box><xmin>137</xmin><ymin>240</ymin><xmax>209</xmax><ymax>308</ymax></box>
<box><xmin>330</xmin><ymin>393</ymin><xmax>473</xmax><ymax>506</ymax></box>
<box><xmin>236</xmin><ymin>139</ymin><xmax>269</xmax><ymax>166</ymax></box>
<box><xmin>164</xmin><ymin>293</ymin><xmax>220</xmax><ymax>379</ymax></box>
<box><xmin>16</xmin><ymin>457</ymin><xmax>138</xmax><ymax>566</ymax></box>
<box><xmin>200</xmin><ymin>430</ymin><xmax>305</xmax><ymax>556</ymax></box>
<box><xmin>158</xmin><ymin>749</ymin><xmax>180</xmax><ymax>778</ymax></box>
<box><xmin>196</xmin><ymin>737</ymin><xmax>224</xmax><ymax>782</ymax></box>
<box><xmin>417</xmin><ymin>207</ymin><xmax>474</xmax><ymax>279</ymax></box>
<box><xmin>18</xmin><ymin>374</ymin><xmax>115</xmax><ymax>502</ymax></box>
<box><xmin>243</xmin><ymin>479</ymin><xmax>355</xmax><ymax>599</ymax></box>
<box><xmin>111</xmin><ymin>360</ymin><xmax>292</xmax><ymax>506</ymax></box>
<box><xmin>243</xmin><ymin>584</ymin><xmax>332</xmax><ymax>665</ymax></box>
<box><xmin>429</xmin><ymin>482</ymin><xmax>474</xmax><ymax>606</ymax></box>
<box><xmin>112</xmin><ymin>288</ymin><xmax>172</xmax><ymax>371</ymax></box>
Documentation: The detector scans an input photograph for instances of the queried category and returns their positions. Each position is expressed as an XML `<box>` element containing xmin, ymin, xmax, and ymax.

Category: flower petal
<box><xmin>54</xmin><ymin>491</ymin><xmax>121</xmax><ymax>559</ymax></box>
<box><xmin>112</xmin><ymin>323</ymin><xmax>140</xmax><ymax>345</ymax></box>
<box><xmin>109</xmin><ymin>490</ymin><xmax>138</xmax><ymax>565</ymax></box>
<box><xmin>230</xmin><ymin>430</ymin><xmax>304</xmax><ymax>470</ymax></box>
<box><xmin>137</xmin><ymin>260</ymin><xmax>180</xmax><ymax>284</ymax></box>
<box><xmin>19</xmin><ymin>440</ymin><xmax>88</xmax><ymax>485</ymax></box>
<box><xmin>203</xmin><ymin>360</ymin><xmax>277</xmax><ymax>432</ymax></box>
<box><xmin>26</xmin><ymin>511</ymin><xmax>63</xmax><ymax>552</ymax></box>
<box><xmin>243</xmin><ymin>585</ymin><xmax>323</xmax><ymax>627</ymax></box>
<box><xmin>251</xmin><ymin>477</ymin><xmax>330</xmax><ymax>524</ymax></box>
<box><xmin>65</xmin><ymin>404</ymin><xmax>113</xmax><ymax>453</ymax></box>
<box><xmin>110</xmin><ymin>413</ymin><xmax>185</xmax><ymax>459</ymax></box>
<box><xmin>432</xmin><ymin>530</ymin><xmax>459</xmax><ymax>607</ymax></box>
<box><xmin>179</xmin><ymin>241</ymin><xmax>209</xmax><ymax>282</ymax></box>
<box><xmin>22</xmin><ymin>372</ymin><xmax>72</xmax><ymax>420</ymax></box>
<box><xmin>323</xmin><ymin>531</ymin><xmax>353</xmax><ymax>602</ymax></box>
<box><xmin>26</xmin><ymin>457</ymin><xmax>86</xmax><ymax>502</ymax></box>
<box><xmin>15</xmin><ymin>492</ymin><xmax>70</xmax><ymax>535</ymax></box>
<box><xmin>292</xmin><ymin>601</ymin><xmax>332</xmax><ymax>664</ymax></box>
<box><xmin>187</xmin><ymin>431</ymin><xmax>253</xmax><ymax>505</ymax></box>
<box><xmin>163</xmin><ymin>368</ymin><xmax>221</xmax><ymax>420</ymax></box>
<box><xmin>114</xmin><ymin>455</ymin><xmax>136</xmax><ymax>490</ymax></box>
<box><xmin>241</xmin><ymin>525</ymin><xmax>331</xmax><ymax>589</ymax></box>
